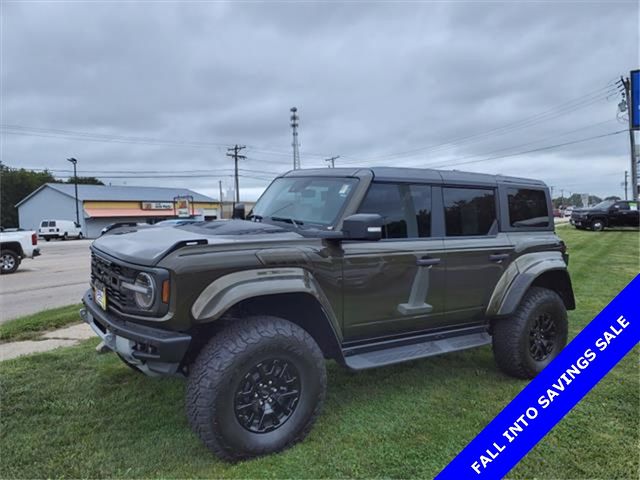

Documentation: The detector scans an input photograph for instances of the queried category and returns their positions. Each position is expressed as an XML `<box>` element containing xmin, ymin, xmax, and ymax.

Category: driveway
<box><xmin>0</xmin><ymin>239</ymin><xmax>92</xmax><ymax>323</ymax></box>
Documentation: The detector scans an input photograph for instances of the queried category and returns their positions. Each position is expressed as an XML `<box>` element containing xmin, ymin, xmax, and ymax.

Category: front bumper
<box><xmin>81</xmin><ymin>289</ymin><xmax>191</xmax><ymax>376</ymax></box>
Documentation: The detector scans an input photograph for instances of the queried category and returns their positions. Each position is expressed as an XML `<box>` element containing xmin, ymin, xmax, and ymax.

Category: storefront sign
<box><xmin>141</xmin><ymin>202</ymin><xmax>172</xmax><ymax>210</ymax></box>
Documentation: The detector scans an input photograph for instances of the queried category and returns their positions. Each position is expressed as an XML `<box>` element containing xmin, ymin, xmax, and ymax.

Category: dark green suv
<box><xmin>81</xmin><ymin>167</ymin><xmax>575</xmax><ymax>460</ymax></box>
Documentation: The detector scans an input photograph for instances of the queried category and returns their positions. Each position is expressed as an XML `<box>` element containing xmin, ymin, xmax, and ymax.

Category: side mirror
<box><xmin>342</xmin><ymin>213</ymin><xmax>383</xmax><ymax>241</ymax></box>
<box><xmin>232</xmin><ymin>203</ymin><xmax>246</xmax><ymax>220</ymax></box>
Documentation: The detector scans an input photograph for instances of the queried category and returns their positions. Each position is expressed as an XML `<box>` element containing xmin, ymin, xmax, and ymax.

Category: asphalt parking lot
<box><xmin>0</xmin><ymin>239</ymin><xmax>92</xmax><ymax>323</ymax></box>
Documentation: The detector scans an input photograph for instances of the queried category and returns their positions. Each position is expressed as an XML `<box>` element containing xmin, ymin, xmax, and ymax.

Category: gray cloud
<box><xmin>2</xmin><ymin>1</ymin><xmax>638</xmax><ymax>200</ymax></box>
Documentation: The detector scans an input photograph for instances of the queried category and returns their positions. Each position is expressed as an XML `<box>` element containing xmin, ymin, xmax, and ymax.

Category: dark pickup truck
<box><xmin>570</xmin><ymin>200</ymin><xmax>639</xmax><ymax>231</ymax></box>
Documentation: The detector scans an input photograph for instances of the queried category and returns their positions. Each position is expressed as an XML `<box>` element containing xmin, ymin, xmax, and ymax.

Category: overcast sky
<box><xmin>2</xmin><ymin>1</ymin><xmax>638</xmax><ymax>201</ymax></box>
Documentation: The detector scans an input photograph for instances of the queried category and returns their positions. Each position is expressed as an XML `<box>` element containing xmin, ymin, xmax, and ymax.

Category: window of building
<box><xmin>507</xmin><ymin>188</ymin><xmax>550</xmax><ymax>228</ymax></box>
<box><xmin>443</xmin><ymin>187</ymin><xmax>496</xmax><ymax>236</ymax></box>
<box><xmin>357</xmin><ymin>183</ymin><xmax>431</xmax><ymax>239</ymax></box>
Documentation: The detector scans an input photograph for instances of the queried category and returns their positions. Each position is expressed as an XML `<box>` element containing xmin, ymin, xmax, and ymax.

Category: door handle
<box><xmin>489</xmin><ymin>253</ymin><xmax>510</xmax><ymax>263</ymax></box>
<box><xmin>417</xmin><ymin>257</ymin><xmax>441</xmax><ymax>266</ymax></box>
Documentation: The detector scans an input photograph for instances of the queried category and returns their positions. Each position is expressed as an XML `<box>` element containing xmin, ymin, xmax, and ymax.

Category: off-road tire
<box><xmin>492</xmin><ymin>287</ymin><xmax>567</xmax><ymax>379</ymax></box>
<box><xmin>0</xmin><ymin>250</ymin><xmax>20</xmax><ymax>274</ymax></box>
<box><xmin>62</xmin><ymin>233</ymin><xmax>68</xmax><ymax>240</ymax></box>
<box><xmin>44</xmin><ymin>237</ymin><xmax>50</xmax><ymax>242</ymax></box>
<box><xmin>590</xmin><ymin>219</ymin><xmax>605</xmax><ymax>231</ymax></box>
<box><xmin>186</xmin><ymin>315</ymin><xmax>327</xmax><ymax>461</ymax></box>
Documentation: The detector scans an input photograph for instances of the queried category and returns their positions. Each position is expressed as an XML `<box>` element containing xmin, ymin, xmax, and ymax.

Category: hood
<box><xmin>572</xmin><ymin>207</ymin><xmax>605</xmax><ymax>214</ymax></box>
<box><xmin>92</xmin><ymin>220</ymin><xmax>302</xmax><ymax>266</ymax></box>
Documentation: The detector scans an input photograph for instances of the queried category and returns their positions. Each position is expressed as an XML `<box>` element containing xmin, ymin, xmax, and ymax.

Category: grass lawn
<box><xmin>1</xmin><ymin>227</ymin><xmax>638</xmax><ymax>479</ymax></box>
<box><xmin>0</xmin><ymin>304</ymin><xmax>82</xmax><ymax>341</ymax></box>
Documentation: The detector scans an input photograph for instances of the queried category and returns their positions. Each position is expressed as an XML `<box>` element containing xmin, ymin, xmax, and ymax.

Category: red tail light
<box><xmin>31</xmin><ymin>233</ymin><xmax>37</xmax><ymax>245</ymax></box>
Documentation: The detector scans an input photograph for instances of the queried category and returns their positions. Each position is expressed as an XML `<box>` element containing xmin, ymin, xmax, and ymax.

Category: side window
<box><xmin>614</xmin><ymin>202</ymin><xmax>630</xmax><ymax>211</ymax></box>
<box><xmin>358</xmin><ymin>183</ymin><xmax>432</xmax><ymax>239</ymax></box>
<box><xmin>508</xmin><ymin>188</ymin><xmax>550</xmax><ymax>227</ymax></box>
<box><xmin>443</xmin><ymin>187</ymin><xmax>496</xmax><ymax>236</ymax></box>
<box><xmin>358</xmin><ymin>183</ymin><xmax>409</xmax><ymax>238</ymax></box>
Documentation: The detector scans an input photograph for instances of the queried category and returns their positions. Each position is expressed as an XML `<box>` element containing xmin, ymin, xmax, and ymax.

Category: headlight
<box><xmin>133</xmin><ymin>272</ymin><xmax>155</xmax><ymax>309</ymax></box>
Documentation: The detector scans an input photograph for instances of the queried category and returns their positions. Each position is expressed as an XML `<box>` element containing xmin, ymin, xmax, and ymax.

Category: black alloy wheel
<box><xmin>528</xmin><ymin>312</ymin><xmax>556</xmax><ymax>361</ymax></box>
<box><xmin>234</xmin><ymin>358</ymin><xmax>301</xmax><ymax>434</ymax></box>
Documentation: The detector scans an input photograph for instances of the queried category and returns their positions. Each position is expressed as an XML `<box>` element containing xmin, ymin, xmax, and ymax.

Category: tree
<box><xmin>1</xmin><ymin>165</ymin><xmax>56</xmax><ymax>227</ymax></box>
<box><xmin>0</xmin><ymin>165</ymin><xmax>104</xmax><ymax>227</ymax></box>
<box><xmin>553</xmin><ymin>193</ymin><xmax>602</xmax><ymax>208</ymax></box>
<box><xmin>604</xmin><ymin>195</ymin><xmax>621</xmax><ymax>201</ymax></box>
<box><xmin>65</xmin><ymin>176</ymin><xmax>103</xmax><ymax>185</ymax></box>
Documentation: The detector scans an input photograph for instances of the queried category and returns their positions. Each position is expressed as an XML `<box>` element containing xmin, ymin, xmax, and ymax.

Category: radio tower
<box><xmin>290</xmin><ymin>107</ymin><xmax>300</xmax><ymax>170</ymax></box>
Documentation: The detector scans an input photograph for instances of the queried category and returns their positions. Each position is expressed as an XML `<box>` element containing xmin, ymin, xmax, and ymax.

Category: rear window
<box><xmin>443</xmin><ymin>187</ymin><xmax>496</xmax><ymax>236</ymax></box>
<box><xmin>49</xmin><ymin>221</ymin><xmax>56</xmax><ymax>227</ymax></box>
<box><xmin>40</xmin><ymin>221</ymin><xmax>49</xmax><ymax>227</ymax></box>
<box><xmin>508</xmin><ymin>189</ymin><xmax>549</xmax><ymax>228</ymax></box>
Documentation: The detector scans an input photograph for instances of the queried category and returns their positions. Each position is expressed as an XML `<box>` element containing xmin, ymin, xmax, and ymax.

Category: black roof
<box><xmin>284</xmin><ymin>167</ymin><xmax>546</xmax><ymax>187</ymax></box>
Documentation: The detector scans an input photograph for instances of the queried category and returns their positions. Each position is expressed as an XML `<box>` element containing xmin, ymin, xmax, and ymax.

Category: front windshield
<box><xmin>591</xmin><ymin>200</ymin><xmax>615</xmax><ymax>210</ymax></box>
<box><xmin>251</xmin><ymin>177</ymin><xmax>358</xmax><ymax>228</ymax></box>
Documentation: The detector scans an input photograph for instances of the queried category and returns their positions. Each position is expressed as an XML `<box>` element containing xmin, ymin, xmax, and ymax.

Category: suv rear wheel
<box><xmin>492</xmin><ymin>287</ymin><xmax>567</xmax><ymax>379</ymax></box>
<box><xmin>186</xmin><ymin>315</ymin><xmax>326</xmax><ymax>461</ymax></box>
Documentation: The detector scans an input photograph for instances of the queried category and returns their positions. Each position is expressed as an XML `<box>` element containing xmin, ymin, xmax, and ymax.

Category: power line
<box><xmin>0</xmin><ymin>124</ymin><xmax>318</xmax><ymax>163</ymax></box>
<box><xmin>415</xmin><ymin>118</ymin><xmax>617</xmax><ymax>168</ymax></box>
<box><xmin>337</xmin><ymin>83</ymin><xmax>619</xmax><ymax>164</ymax></box>
<box><xmin>428</xmin><ymin>130</ymin><xmax>626</xmax><ymax>169</ymax></box>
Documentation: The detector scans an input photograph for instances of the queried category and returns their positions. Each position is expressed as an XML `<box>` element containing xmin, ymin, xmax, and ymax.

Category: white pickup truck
<box><xmin>0</xmin><ymin>229</ymin><xmax>41</xmax><ymax>274</ymax></box>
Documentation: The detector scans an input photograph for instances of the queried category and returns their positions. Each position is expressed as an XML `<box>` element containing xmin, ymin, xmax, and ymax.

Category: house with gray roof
<box><xmin>17</xmin><ymin>183</ymin><xmax>218</xmax><ymax>238</ymax></box>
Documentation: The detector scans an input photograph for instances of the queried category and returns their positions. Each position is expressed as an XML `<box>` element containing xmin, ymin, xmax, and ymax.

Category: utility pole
<box><xmin>624</xmin><ymin>170</ymin><xmax>629</xmax><ymax>200</ymax></box>
<box><xmin>621</xmin><ymin>75</ymin><xmax>638</xmax><ymax>200</ymax></box>
<box><xmin>325</xmin><ymin>155</ymin><xmax>339</xmax><ymax>168</ymax></box>
<box><xmin>66</xmin><ymin>157</ymin><xmax>80</xmax><ymax>225</ymax></box>
<box><xmin>218</xmin><ymin>180</ymin><xmax>224</xmax><ymax>219</ymax></box>
<box><xmin>560</xmin><ymin>189</ymin><xmax>564</xmax><ymax>208</ymax></box>
<box><xmin>226</xmin><ymin>145</ymin><xmax>246</xmax><ymax>206</ymax></box>
<box><xmin>290</xmin><ymin>107</ymin><xmax>300</xmax><ymax>170</ymax></box>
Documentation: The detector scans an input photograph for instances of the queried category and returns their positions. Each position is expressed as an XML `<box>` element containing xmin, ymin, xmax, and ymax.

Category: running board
<box><xmin>343</xmin><ymin>328</ymin><xmax>491</xmax><ymax>371</ymax></box>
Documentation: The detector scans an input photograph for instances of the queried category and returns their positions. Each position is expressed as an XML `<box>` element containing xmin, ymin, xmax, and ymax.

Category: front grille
<box><xmin>91</xmin><ymin>252</ymin><xmax>137</xmax><ymax>311</ymax></box>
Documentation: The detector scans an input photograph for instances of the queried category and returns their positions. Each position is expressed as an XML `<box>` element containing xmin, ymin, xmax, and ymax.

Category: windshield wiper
<box><xmin>270</xmin><ymin>216</ymin><xmax>304</xmax><ymax>229</ymax></box>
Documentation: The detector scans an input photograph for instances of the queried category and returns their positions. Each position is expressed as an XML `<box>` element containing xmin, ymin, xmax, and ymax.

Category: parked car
<box><xmin>38</xmin><ymin>220</ymin><xmax>83</xmax><ymax>241</ymax></box>
<box><xmin>100</xmin><ymin>222</ymin><xmax>147</xmax><ymax>236</ymax></box>
<box><xmin>0</xmin><ymin>229</ymin><xmax>40</xmax><ymax>274</ymax></box>
<box><xmin>563</xmin><ymin>206</ymin><xmax>574</xmax><ymax>218</ymax></box>
<box><xmin>152</xmin><ymin>219</ymin><xmax>200</xmax><ymax>227</ymax></box>
<box><xmin>81</xmin><ymin>167</ymin><xmax>574</xmax><ymax>460</ymax></box>
<box><xmin>570</xmin><ymin>200</ymin><xmax>639</xmax><ymax>231</ymax></box>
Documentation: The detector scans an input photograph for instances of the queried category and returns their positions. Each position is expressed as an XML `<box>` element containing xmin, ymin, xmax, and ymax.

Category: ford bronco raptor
<box><xmin>81</xmin><ymin>167</ymin><xmax>575</xmax><ymax>460</ymax></box>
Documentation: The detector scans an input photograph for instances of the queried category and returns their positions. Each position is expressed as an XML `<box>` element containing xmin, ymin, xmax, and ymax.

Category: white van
<box><xmin>38</xmin><ymin>220</ymin><xmax>83</xmax><ymax>241</ymax></box>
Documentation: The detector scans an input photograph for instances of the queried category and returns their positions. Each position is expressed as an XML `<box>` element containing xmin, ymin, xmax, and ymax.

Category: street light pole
<box><xmin>67</xmin><ymin>158</ymin><xmax>80</xmax><ymax>225</ymax></box>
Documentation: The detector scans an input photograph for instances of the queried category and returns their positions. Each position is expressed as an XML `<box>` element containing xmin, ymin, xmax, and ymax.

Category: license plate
<box><xmin>94</xmin><ymin>285</ymin><xmax>107</xmax><ymax>311</ymax></box>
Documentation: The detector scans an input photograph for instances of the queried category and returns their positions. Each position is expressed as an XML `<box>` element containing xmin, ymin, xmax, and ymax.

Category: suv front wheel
<box><xmin>186</xmin><ymin>315</ymin><xmax>327</xmax><ymax>461</ymax></box>
<box><xmin>492</xmin><ymin>287</ymin><xmax>568</xmax><ymax>379</ymax></box>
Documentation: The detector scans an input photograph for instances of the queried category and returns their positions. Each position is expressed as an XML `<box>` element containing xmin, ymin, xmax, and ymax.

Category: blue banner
<box><xmin>632</xmin><ymin>70</ymin><xmax>640</xmax><ymax>130</ymax></box>
<box><xmin>436</xmin><ymin>275</ymin><xmax>640</xmax><ymax>480</ymax></box>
